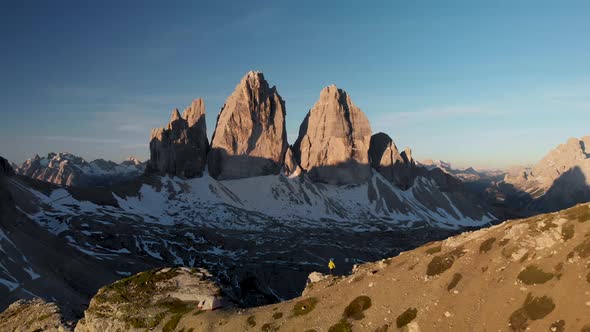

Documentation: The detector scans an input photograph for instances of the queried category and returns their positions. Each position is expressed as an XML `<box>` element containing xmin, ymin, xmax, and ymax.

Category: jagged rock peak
<box><xmin>183</xmin><ymin>98</ymin><xmax>206</xmax><ymax>127</ymax></box>
<box><xmin>293</xmin><ymin>85</ymin><xmax>372</xmax><ymax>185</ymax></box>
<box><xmin>401</xmin><ymin>147</ymin><xmax>414</xmax><ymax>164</ymax></box>
<box><xmin>149</xmin><ymin>98</ymin><xmax>209</xmax><ymax>178</ymax></box>
<box><xmin>368</xmin><ymin>132</ymin><xmax>416</xmax><ymax>188</ymax></box>
<box><xmin>169</xmin><ymin>108</ymin><xmax>182</xmax><ymax>123</ymax></box>
<box><xmin>14</xmin><ymin>152</ymin><xmax>145</xmax><ymax>187</ymax></box>
<box><xmin>208</xmin><ymin>71</ymin><xmax>288</xmax><ymax>180</ymax></box>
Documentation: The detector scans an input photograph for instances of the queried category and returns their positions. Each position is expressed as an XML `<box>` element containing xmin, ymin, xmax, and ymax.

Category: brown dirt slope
<box><xmin>170</xmin><ymin>203</ymin><xmax>590</xmax><ymax>332</ymax></box>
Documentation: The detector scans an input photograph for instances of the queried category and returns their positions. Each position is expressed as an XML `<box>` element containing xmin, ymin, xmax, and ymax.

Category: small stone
<box><xmin>444</xmin><ymin>311</ymin><xmax>451</xmax><ymax>318</ymax></box>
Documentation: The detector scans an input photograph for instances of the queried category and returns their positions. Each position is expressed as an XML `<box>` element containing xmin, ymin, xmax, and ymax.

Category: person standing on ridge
<box><xmin>328</xmin><ymin>258</ymin><xmax>336</xmax><ymax>274</ymax></box>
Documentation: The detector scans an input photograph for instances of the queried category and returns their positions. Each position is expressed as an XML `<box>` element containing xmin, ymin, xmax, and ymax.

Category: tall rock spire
<box><xmin>293</xmin><ymin>85</ymin><xmax>372</xmax><ymax>185</ymax></box>
<box><xmin>148</xmin><ymin>98</ymin><xmax>208</xmax><ymax>178</ymax></box>
<box><xmin>208</xmin><ymin>71</ymin><xmax>288</xmax><ymax>180</ymax></box>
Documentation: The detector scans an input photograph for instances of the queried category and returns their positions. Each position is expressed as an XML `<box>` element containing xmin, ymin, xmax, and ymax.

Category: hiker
<box><xmin>328</xmin><ymin>258</ymin><xmax>336</xmax><ymax>274</ymax></box>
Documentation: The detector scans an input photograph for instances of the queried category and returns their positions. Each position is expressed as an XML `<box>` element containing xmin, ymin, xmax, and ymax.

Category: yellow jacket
<box><xmin>328</xmin><ymin>260</ymin><xmax>336</xmax><ymax>269</ymax></box>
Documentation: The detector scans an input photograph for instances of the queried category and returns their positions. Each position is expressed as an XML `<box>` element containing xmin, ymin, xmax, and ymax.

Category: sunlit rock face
<box><xmin>501</xmin><ymin>136</ymin><xmax>590</xmax><ymax>212</ymax></box>
<box><xmin>208</xmin><ymin>71</ymin><xmax>288</xmax><ymax>180</ymax></box>
<box><xmin>149</xmin><ymin>98</ymin><xmax>209</xmax><ymax>178</ymax></box>
<box><xmin>293</xmin><ymin>85</ymin><xmax>372</xmax><ymax>185</ymax></box>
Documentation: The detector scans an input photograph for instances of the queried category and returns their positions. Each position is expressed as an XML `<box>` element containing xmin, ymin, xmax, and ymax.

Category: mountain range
<box><xmin>1</xmin><ymin>71</ymin><xmax>590</xmax><ymax>331</ymax></box>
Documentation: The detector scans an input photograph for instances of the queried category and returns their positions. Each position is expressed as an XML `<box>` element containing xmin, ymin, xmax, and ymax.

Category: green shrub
<box><xmin>396</xmin><ymin>307</ymin><xmax>417</xmax><ymax>328</ymax></box>
<box><xmin>293</xmin><ymin>298</ymin><xmax>318</xmax><ymax>316</ymax></box>
<box><xmin>343</xmin><ymin>296</ymin><xmax>372</xmax><ymax>320</ymax></box>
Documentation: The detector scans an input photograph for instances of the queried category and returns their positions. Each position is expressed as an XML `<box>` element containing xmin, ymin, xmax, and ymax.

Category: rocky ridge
<box><xmin>148</xmin><ymin>98</ymin><xmax>209</xmax><ymax>178</ymax></box>
<box><xmin>499</xmin><ymin>136</ymin><xmax>590</xmax><ymax>213</ymax></box>
<box><xmin>15</xmin><ymin>153</ymin><xmax>145</xmax><ymax>187</ymax></box>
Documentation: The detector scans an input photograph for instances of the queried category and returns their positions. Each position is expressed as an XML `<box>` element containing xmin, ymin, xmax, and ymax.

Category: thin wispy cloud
<box><xmin>34</xmin><ymin>135</ymin><xmax>129</xmax><ymax>144</ymax></box>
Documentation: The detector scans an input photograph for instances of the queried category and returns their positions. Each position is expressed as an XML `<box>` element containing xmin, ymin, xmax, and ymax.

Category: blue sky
<box><xmin>1</xmin><ymin>1</ymin><xmax>589</xmax><ymax>168</ymax></box>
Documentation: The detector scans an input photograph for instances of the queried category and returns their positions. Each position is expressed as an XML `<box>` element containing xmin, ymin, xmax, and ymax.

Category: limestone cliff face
<box><xmin>149</xmin><ymin>98</ymin><xmax>208</xmax><ymax>178</ymax></box>
<box><xmin>208</xmin><ymin>71</ymin><xmax>288</xmax><ymax>180</ymax></box>
<box><xmin>293</xmin><ymin>85</ymin><xmax>372</xmax><ymax>185</ymax></box>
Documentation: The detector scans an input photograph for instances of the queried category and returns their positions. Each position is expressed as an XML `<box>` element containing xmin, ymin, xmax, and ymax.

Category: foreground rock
<box><xmin>0</xmin><ymin>298</ymin><xmax>74</xmax><ymax>332</ymax></box>
<box><xmin>208</xmin><ymin>71</ymin><xmax>288</xmax><ymax>180</ymax></box>
<box><xmin>149</xmin><ymin>98</ymin><xmax>209</xmax><ymax>178</ymax></box>
<box><xmin>15</xmin><ymin>153</ymin><xmax>145</xmax><ymax>187</ymax></box>
<box><xmin>369</xmin><ymin>132</ymin><xmax>417</xmax><ymax>189</ymax></box>
<box><xmin>75</xmin><ymin>267</ymin><xmax>225</xmax><ymax>332</ymax></box>
<box><xmin>293</xmin><ymin>85</ymin><xmax>372</xmax><ymax>185</ymax></box>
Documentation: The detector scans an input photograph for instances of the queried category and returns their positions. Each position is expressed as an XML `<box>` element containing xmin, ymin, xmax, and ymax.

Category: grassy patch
<box><xmin>447</xmin><ymin>273</ymin><xmax>463</xmax><ymax>291</ymax></box>
<box><xmin>328</xmin><ymin>319</ymin><xmax>352</xmax><ymax>332</ymax></box>
<box><xmin>562</xmin><ymin>223</ymin><xmax>575</xmax><ymax>241</ymax></box>
<box><xmin>292</xmin><ymin>297</ymin><xmax>318</xmax><ymax>316</ymax></box>
<box><xmin>343</xmin><ymin>296</ymin><xmax>372</xmax><ymax>320</ymax></box>
<box><xmin>509</xmin><ymin>293</ymin><xmax>555</xmax><ymax>331</ymax></box>
<box><xmin>426</xmin><ymin>246</ymin><xmax>465</xmax><ymax>277</ymax></box>
<box><xmin>479</xmin><ymin>237</ymin><xmax>496</xmax><ymax>253</ymax></box>
<box><xmin>517</xmin><ymin>266</ymin><xmax>554</xmax><ymax>285</ymax></box>
<box><xmin>162</xmin><ymin>313</ymin><xmax>183</xmax><ymax>332</ymax></box>
<box><xmin>35</xmin><ymin>313</ymin><xmax>52</xmax><ymax>322</ymax></box>
<box><xmin>246</xmin><ymin>315</ymin><xmax>256</xmax><ymax>327</ymax></box>
<box><xmin>425</xmin><ymin>244</ymin><xmax>442</xmax><ymax>255</ymax></box>
<box><xmin>563</xmin><ymin>204</ymin><xmax>590</xmax><ymax>223</ymax></box>
<box><xmin>97</xmin><ymin>268</ymin><xmax>180</xmax><ymax>305</ymax></box>
<box><xmin>272</xmin><ymin>312</ymin><xmax>283</xmax><ymax>320</ymax></box>
<box><xmin>351</xmin><ymin>275</ymin><xmax>364</xmax><ymax>283</ymax></box>
<box><xmin>573</xmin><ymin>238</ymin><xmax>590</xmax><ymax>258</ymax></box>
<box><xmin>261</xmin><ymin>323</ymin><xmax>278</xmax><ymax>332</ymax></box>
<box><xmin>396</xmin><ymin>307</ymin><xmax>417</xmax><ymax>328</ymax></box>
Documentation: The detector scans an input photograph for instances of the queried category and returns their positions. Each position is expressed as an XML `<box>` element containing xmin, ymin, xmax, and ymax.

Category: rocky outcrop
<box><xmin>208</xmin><ymin>71</ymin><xmax>288</xmax><ymax>180</ymax></box>
<box><xmin>501</xmin><ymin>136</ymin><xmax>590</xmax><ymax>213</ymax></box>
<box><xmin>369</xmin><ymin>132</ymin><xmax>416</xmax><ymax>188</ymax></box>
<box><xmin>75</xmin><ymin>267</ymin><xmax>225</xmax><ymax>332</ymax></box>
<box><xmin>0</xmin><ymin>298</ymin><xmax>74</xmax><ymax>332</ymax></box>
<box><xmin>0</xmin><ymin>156</ymin><xmax>13</xmax><ymax>177</ymax></box>
<box><xmin>15</xmin><ymin>153</ymin><xmax>145</xmax><ymax>187</ymax></box>
<box><xmin>149</xmin><ymin>98</ymin><xmax>209</xmax><ymax>178</ymax></box>
<box><xmin>283</xmin><ymin>146</ymin><xmax>302</xmax><ymax>176</ymax></box>
<box><xmin>293</xmin><ymin>85</ymin><xmax>372</xmax><ymax>185</ymax></box>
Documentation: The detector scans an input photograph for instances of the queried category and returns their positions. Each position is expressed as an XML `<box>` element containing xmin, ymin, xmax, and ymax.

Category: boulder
<box><xmin>293</xmin><ymin>85</ymin><xmax>372</xmax><ymax>185</ymax></box>
<box><xmin>208</xmin><ymin>71</ymin><xmax>288</xmax><ymax>180</ymax></box>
